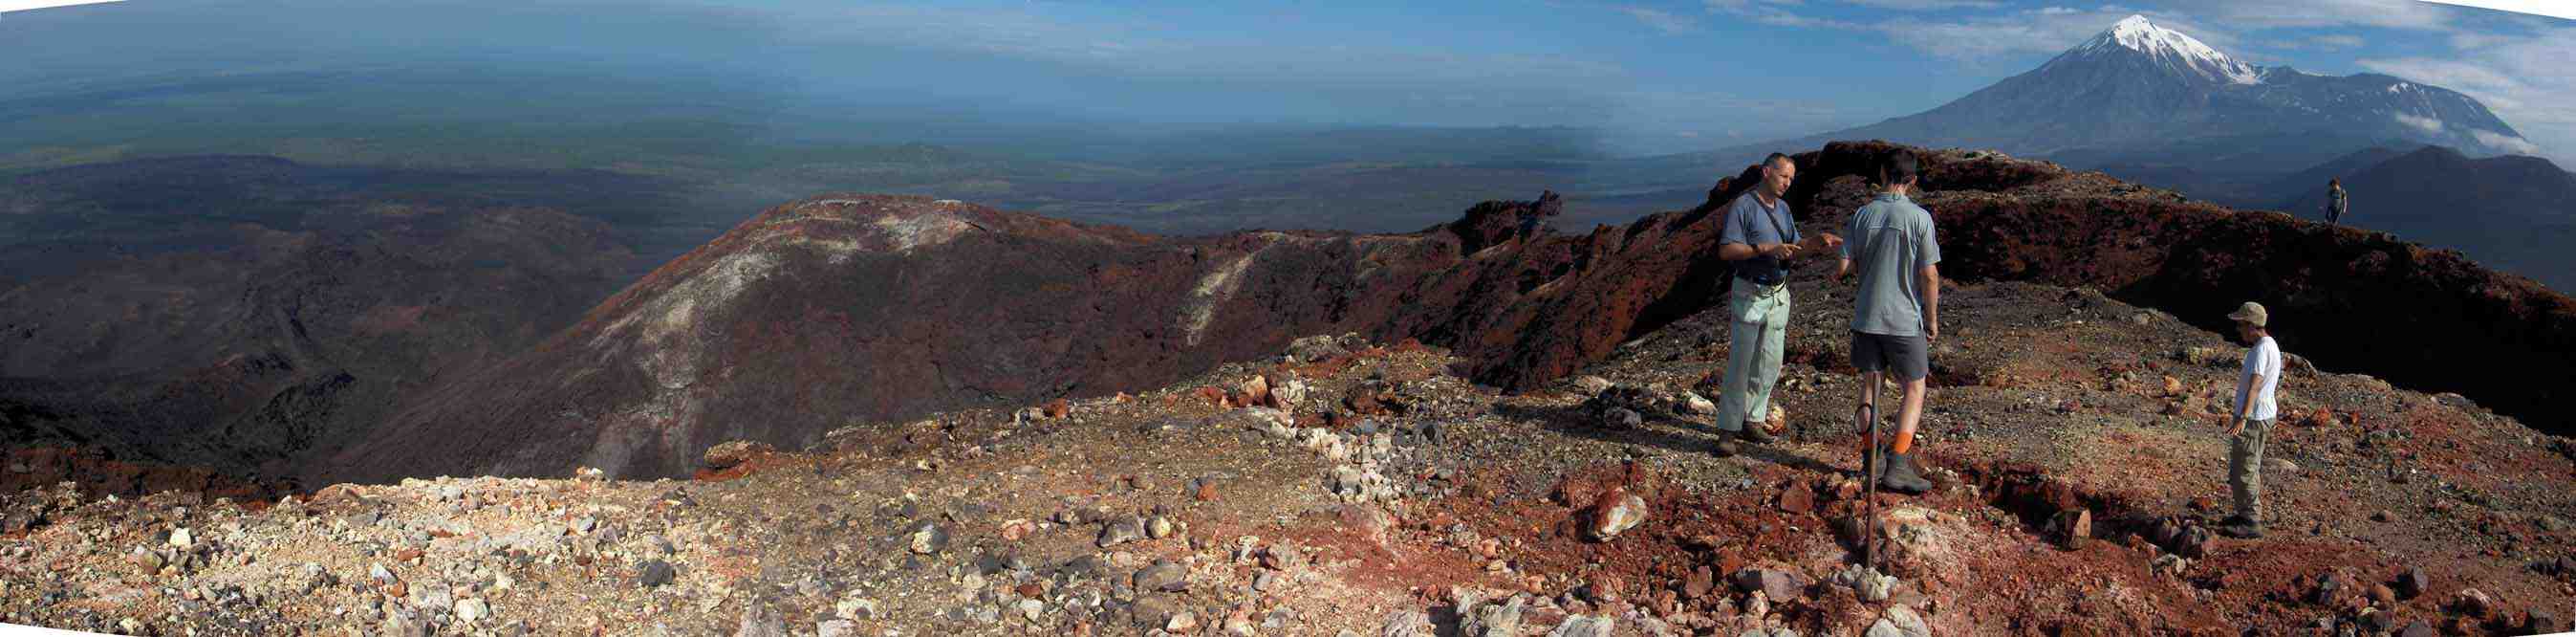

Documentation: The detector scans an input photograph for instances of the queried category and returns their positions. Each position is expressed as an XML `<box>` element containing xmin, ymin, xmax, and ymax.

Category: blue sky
<box><xmin>722</xmin><ymin>0</ymin><xmax>2576</xmax><ymax>160</ymax></box>
<box><xmin>5</xmin><ymin>0</ymin><xmax>2571</xmax><ymax>163</ymax></box>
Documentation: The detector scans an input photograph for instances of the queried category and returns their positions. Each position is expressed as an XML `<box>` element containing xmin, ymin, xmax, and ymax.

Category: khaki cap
<box><xmin>2227</xmin><ymin>301</ymin><xmax>2268</xmax><ymax>327</ymax></box>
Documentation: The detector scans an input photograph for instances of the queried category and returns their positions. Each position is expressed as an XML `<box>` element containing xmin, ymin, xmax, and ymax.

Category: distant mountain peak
<box><xmin>2064</xmin><ymin>13</ymin><xmax>2262</xmax><ymax>85</ymax></box>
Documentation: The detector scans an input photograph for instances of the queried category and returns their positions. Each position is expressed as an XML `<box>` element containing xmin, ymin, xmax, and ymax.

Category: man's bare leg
<box><xmin>1893</xmin><ymin>378</ymin><xmax>1926</xmax><ymax>454</ymax></box>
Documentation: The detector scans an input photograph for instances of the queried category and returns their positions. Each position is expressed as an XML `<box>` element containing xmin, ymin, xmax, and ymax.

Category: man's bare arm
<box><xmin>1721</xmin><ymin>242</ymin><xmax>1800</xmax><ymax>261</ymax></box>
<box><xmin>1918</xmin><ymin>263</ymin><xmax>1940</xmax><ymax>340</ymax></box>
<box><xmin>1836</xmin><ymin>258</ymin><xmax>1854</xmax><ymax>280</ymax></box>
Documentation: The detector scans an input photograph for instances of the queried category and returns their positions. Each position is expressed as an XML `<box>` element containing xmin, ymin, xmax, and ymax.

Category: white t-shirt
<box><xmin>2235</xmin><ymin>337</ymin><xmax>2283</xmax><ymax>421</ymax></box>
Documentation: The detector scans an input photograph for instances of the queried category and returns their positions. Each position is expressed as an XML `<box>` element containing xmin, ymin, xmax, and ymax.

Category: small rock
<box><xmin>1462</xmin><ymin>594</ymin><xmax>1526</xmax><ymax>637</ymax></box>
<box><xmin>1731</xmin><ymin>568</ymin><xmax>1804</xmax><ymax>602</ymax></box>
<box><xmin>454</xmin><ymin>598</ymin><xmax>490</xmax><ymax>624</ymax></box>
<box><xmin>1777</xmin><ymin>483</ymin><xmax>1814</xmax><ymax>515</ymax></box>
<box><xmin>1134</xmin><ymin>560</ymin><xmax>1188</xmax><ymax>593</ymax></box>
<box><xmin>1683</xmin><ymin>392</ymin><xmax>1718</xmax><ymax>416</ymax></box>
<box><xmin>2368</xmin><ymin>582</ymin><xmax>2397</xmax><ymax>607</ymax></box>
<box><xmin>638</xmin><ymin>560</ymin><xmax>677</xmax><ymax>588</ymax></box>
<box><xmin>1043</xmin><ymin>398</ymin><xmax>1071</xmax><ymax>419</ymax></box>
<box><xmin>167</xmin><ymin>527</ymin><xmax>194</xmax><ymax>549</ymax></box>
<box><xmin>702</xmin><ymin>440</ymin><xmax>775</xmax><ymax>471</ymax></box>
<box><xmin>1261</xmin><ymin>541</ymin><xmax>1305</xmax><ymax>570</ymax></box>
<box><xmin>1381</xmin><ymin>610</ymin><xmax>1436</xmax><ymax>637</ymax></box>
<box><xmin>1682</xmin><ymin>566</ymin><xmax>1716</xmax><ymax>600</ymax></box>
<box><xmin>2048</xmin><ymin>509</ymin><xmax>2092</xmax><ymax>548</ymax></box>
<box><xmin>737</xmin><ymin>604</ymin><xmax>789</xmax><ymax>637</ymax></box>
<box><xmin>1146</xmin><ymin>516</ymin><xmax>1178</xmax><ymax>539</ymax></box>
<box><xmin>1879</xmin><ymin>605</ymin><xmax>1931</xmax><ymax>637</ymax></box>
<box><xmin>2452</xmin><ymin>588</ymin><xmax>2496</xmax><ymax>619</ymax></box>
<box><xmin>1548</xmin><ymin>615</ymin><xmax>1613</xmax><ymax>637</ymax></box>
<box><xmin>1098</xmin><ymin>517</ymin><xmax>1146</xmax><ymax>547</ymax></box>
<box><xmin>2265</xmin><ymin>457</ymin><xmax>2299</xmax><ymax>475</ymax></box>
<box><xmin>817</xmin><ymin>619</ymin><xmax>857</xmax><ymax>637</ymax></box>
<box><xmin>1286</xmin><ymin>335</ymin><xmax>1350</xmax><ymax>362</ymax></box>
<box><xmin>2527</xmin><ymin>610</ymin><xmax>2565</xmax><ymax>634</ymax></box>
<box><xmin>2311</xmin><ymin>572</ymin><xmax>2349</xmax><ymax>604</ymax></box>
<box><xmin>1587</xmin><ymin>490</ymin><xmax>1648</xmax><ymax>541</ymax></box>
<box><xmin>909</xmin><ymin>522</ymin><xmax>949</xmax><ymax>554</ymax></box>
<box><xmin>2396</xmin><ymin>620</ymin><xmax>2435</xmax><ymax>637</ymax></box>
<box><xmin>2393</xmin><ymin>567</ymin><xmax>2428</xmax><ymax>600</ymax></box>
<box><xmin>1571</xmin><ymin>376</ymin><xmax>1614</xmax><ymax>396</ymax></box>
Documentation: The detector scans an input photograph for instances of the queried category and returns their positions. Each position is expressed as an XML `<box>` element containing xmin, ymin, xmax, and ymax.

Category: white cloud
<box><xmin>2472</xmin><ymin>129</ymin><xmax>2543</xmax><ymax>154</ymax></box>
<box><xmin>2362</xmin><ymin>26</ymin><xmax>2576</xmax><ymax>165</ymax></box>
<box><xmin>1618</xmin><ymin>6</ymin><xmax>1702</xmax><ymax>34</ymax></box>
<box><xmin>2305</xmin><ymin>33</ymin><xmax>2366</xmax><ymax>50</ymax></box>
<box><xmin>2149</xmin><ymin>0</ymin><xmax>2457</xmax><ymax>31</ymax></box>
<box><xmin>2418</xmin><ymin>0</ymin><xmax>2576</xmax><ymax>21</ymax></box>
<box><xmin>0</xmin><ymin>0</ymin><xmax>119</xmax><ymax>12</ymax></box>
<box><xmin>1838</xmin><ymin>0</ymin><xmax>2002</xmax><ymax>9</ymax></box>
<box><xmin>1699</xmin><ymin>0</ymin><xmax>1864</xmax><ymax>29</ymax></box>
<box><xmin>2394</xmin><ymin>112</ymin><xmax>2446</xmax><ymax>135</ymax></box>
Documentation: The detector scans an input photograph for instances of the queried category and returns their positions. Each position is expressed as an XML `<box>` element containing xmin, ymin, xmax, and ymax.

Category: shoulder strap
<box><xmin>1757</xmin><ymin>197</ymin><xmax>1792</xmax><ymax>243</ymax></box>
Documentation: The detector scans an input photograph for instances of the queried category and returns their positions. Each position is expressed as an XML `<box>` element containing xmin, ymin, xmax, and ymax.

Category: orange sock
<box><xmin>1891</xmin><ymin>430</ymin><xmax>1916</xmax><ymax>455</ymax></box>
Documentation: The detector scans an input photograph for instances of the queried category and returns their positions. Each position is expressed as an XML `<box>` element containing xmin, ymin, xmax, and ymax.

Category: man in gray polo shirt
<box><xmin>1711</xmin><ymin>153</ymin><xmax>1840</xmax><ymax>456</ymax></box>
<box><xmin>1837</xmin><ymin>150</ymin><xmax>1940</xmax><ymax>494</ymax></box>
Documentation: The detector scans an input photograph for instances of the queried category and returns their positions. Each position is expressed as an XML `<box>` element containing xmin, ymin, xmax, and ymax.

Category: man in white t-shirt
<box><xmin>2221</xmin><ymin>301</ymin><xmax>2284</xmax><ymax>539</ymax></box>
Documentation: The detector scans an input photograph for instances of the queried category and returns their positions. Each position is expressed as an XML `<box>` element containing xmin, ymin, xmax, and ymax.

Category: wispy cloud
<box><xmin>2393</xmin><ymin>112</ymin><xmax>2446</xmax><ymax>135</ymax></box>
<box><xmin>2363</xmin><ymin>25</ymin><xmax>2576</xmax><ymax>161</ymax></box>
<box><xmin>0</xmin><ymin>0</ymin><xmax>119</xmax><ymax>13</ymax></box>
<box><xmin>1701</xmin><ymin>0</ymin><xmax>1863</xmax><ymax>30</ymax></box>
<box><xmin>1837</xmin><ymin>0</ymin><xmax>2002</xmax><ymax>10</ymax></box>
<box><xmin>1618</xmin><ymin>6</ymin><xmax>1703</xmax><ymax>33</ymax></box>
<box><xmin>2472</xmin><ymin>129</ymin><xmax>2542</xmax><ymax>154</ymax></box>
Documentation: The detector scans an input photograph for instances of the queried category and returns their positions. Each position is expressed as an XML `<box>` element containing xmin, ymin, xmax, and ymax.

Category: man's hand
<box><xmin>1763</xmin><ymin>243</ymin><xmax>1803</xmax><ymax>259</ymax></box>
<box><xmin>1799</xmin><ymin>233</ymin><xmax>1844</xmax><ymax>258</ymax></box>
<box><xmin>1925</xmin><ymin>321</ymin><xmax>1938</xmax><ymax>343</ymax></box>
<box><xmin>2226</xmin><ymin>416</ymin><xmax>2245</xmax><ymax>436</ymax></box>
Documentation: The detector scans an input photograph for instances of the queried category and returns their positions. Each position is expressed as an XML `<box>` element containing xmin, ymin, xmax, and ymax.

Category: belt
<box><xmin>1736</xmin><ymin>275</ymin><xmax>1786</xmax><ymax>296</ymax></box>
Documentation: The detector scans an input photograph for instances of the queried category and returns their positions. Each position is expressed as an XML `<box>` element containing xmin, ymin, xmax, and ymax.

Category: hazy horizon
<box><xmin>6</xmin><ymin>0</ymin><xmax>2571</xmax><ymax>165</ymax></box>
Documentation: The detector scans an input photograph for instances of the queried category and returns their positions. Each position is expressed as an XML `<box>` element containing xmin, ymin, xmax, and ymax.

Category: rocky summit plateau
<box><xmin>4</xmin><ymin>143</ymin><xmax>2575</xmax><ymax>636</ymax></box>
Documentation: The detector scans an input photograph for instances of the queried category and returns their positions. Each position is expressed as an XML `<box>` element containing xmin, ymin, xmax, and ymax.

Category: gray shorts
<box><xmin>1851</xmin><ymin>331</ymin><xmax>1929</xmax><ymax>381</ymax></box>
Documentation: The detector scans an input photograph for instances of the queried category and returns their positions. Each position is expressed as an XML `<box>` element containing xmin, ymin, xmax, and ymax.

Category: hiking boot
<box><xmin>1710</xmin><ymin>429</ymin><xmax>1743</xmax><ymax>457</ymax></box>
<box><xmin>2218</xmin><ymin>518</ymin><xmax>2263</xmax><ymax>539</ymax></box>
<box><xmin>1877</xmin><ymin>448</ymin><xmax>1933</xmax><ymax>494</ymax></box>
<box><xmin>1740</xmin><ymin>421</ymin><xmax>1777</xmax><ymax>445</ymax></box>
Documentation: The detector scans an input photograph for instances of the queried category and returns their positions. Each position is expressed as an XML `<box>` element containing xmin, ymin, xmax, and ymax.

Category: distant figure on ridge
<box><xmin>1710</xmin><ymin>153</ymin><xmax>1840</xmax><ymax>456</ymax></box>
<box><xmin>2326</xmin><ymin>178</ymin><xmax>2348</xmax><ymax>226</ymax></box>
<box><xmin>1835</xmin><ymin>149</ymin><xmax>1940</xmax><ymax>494</ymax></box>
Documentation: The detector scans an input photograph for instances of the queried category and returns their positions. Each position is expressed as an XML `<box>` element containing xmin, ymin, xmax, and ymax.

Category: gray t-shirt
<box><xmin>1842</xmin><ymin>192</ymin><xmax>1941</xmax><ymax>337</ymax></box>
<box><xmin>1719</xmin><ymin>192</ymin><xmax>1798</xmax><ymax>286</ymax></box>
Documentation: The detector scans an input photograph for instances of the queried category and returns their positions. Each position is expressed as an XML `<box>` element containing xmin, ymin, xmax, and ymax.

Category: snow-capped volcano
<box><xmin>2056</xmin><ymin>14</ymin><xmax>2261</xmax><ymax>85</ymax></box>
<box><xmin>1791</xmin><ymin>14</ymin><xmax>2536</xmax><ymax>166</ymax></box>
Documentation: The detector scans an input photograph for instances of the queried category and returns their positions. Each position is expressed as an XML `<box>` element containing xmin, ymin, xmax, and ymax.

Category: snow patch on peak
<box><xmin>2072</xmin><ymin>14</ymin><xmax>2262</xmax><ymax>85</ymax></box>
